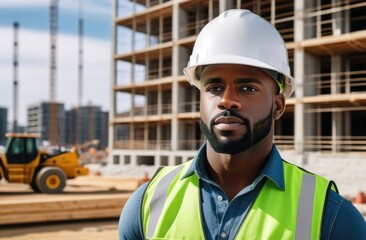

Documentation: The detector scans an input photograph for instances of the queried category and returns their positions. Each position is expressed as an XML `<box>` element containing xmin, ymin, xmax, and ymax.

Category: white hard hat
<box><xmin>183</xmin><ymin>9</ymin><xmax>294</xmax><ymax>98</ymax></box>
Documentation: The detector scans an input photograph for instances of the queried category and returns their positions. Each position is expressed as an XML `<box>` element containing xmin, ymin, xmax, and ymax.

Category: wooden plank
<box><xmin>0</xmin><ymin>194</ymin><xmax>130</xmax><ymax>225</ymax></box>
<box><xmin>0</xmin><ymin>176</ymin><xmax>138</xmax><ymax>225</ymax></box>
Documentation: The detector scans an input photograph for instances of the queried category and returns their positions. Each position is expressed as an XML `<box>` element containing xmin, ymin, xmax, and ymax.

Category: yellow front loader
<box><xmin>0</xmin><ymin>133</ymin><xmax>89</xmax><ymax>193</ymax></box>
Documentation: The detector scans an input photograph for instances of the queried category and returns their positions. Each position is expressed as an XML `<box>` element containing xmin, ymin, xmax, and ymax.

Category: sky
<box><xmin>0</xmin><ymin>0</ymin><xmax>113</xmax><ymax>126</ymax></box>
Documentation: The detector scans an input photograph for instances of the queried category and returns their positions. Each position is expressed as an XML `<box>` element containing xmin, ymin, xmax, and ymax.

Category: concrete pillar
<box><xmin>171</xmin><ymin>2</ymin><xmax>179</xmax><ymax>151</ymax></box>
<box><xmin>178</xmin><ymin>8</ymin><xmax>187</xmax><ymax>38</ymax></box>
<box><xmin>143</xmin><ymin>89</ymin><xmax>147</xmax><ymax>116</ymax></box>
<box><xmin>131</xmin><ymin>57</ymin><xmax>136</xmax><ymax>85</ymax></box>
<box><xmin>331</xmin><ymin>55</ymin><xmax>342</xmax><ymax>94</ymax></box>
<box><xmin>331</xmin><ymin>55</ymin><xmax>343</xmax><ymax>153</ymax></box>
<box><xmin>146</xmin><ymin>17</ymin><xmax>150</xmax><ymax>47</ymax></box>
<box><xmin>208</xmin><ymin>0</ymin><xmax>213</xmax><ymax>21</ymax></box>
<box><xmin>304</xmin><ymin>53</ymin><xmax>320</xmax><ymax>96</ymax></box>
<box><xmin>158</xmin><ymin>50</ymin><xmax>163</xmax><ymax>78</ymax></box>
<box><xmin>219</xmin><ymin>0</ymin><xmax>231</xmax><ymax>13</ymax></box>
<box><xmin>303</xmin><ymin>0</ymin><xmax>316</xmax><ymax>39</ymax></box>
<box><xmin>316</xmin><ymin>0</ymin><xmax>321</xmax><ymax>38</ymax></box>
<box><xmin>303</xmin><ymin>53</ymin><xmax>319</xmax><ymax>146</ymax></box>
<box><xmin>131</xmin><ymin>154</ymin><xmax>137</xmax><ymax>167</ymax></box>
<box><xmin>154</xmin><ymin>155</ymin><xmax>160</xmax><ymax>168</ymax></box>
<box><xmin>109</xmin><ymin>0</ymin><xmax>118</xmax><ymax>165</ymax></box>
<box><xmin>344</xmin><ymin>1</ymin><xmax>350</xmax><ymax>33</ymax></box>
<box><xmin>157</xmin><ymin>123</ymin><xmax>161</xmax><ymax>150</ymax></box>
<box><xmin>130</xmin><ymin>122</ymin><xmax>134</xmax><ymax>150</ymax></box>
<box><xmin>344</xmin><ymin>55</ymin><xmax>351</xmax><ymax>94</ymax></box>
<box><xmin>168</xmin><ymin>154</ymin><xmax>175</xmax><ymax>166</ymax></box>
<box><xmin>294</xmin><ymin>0</ymin><xmax>305</xmax><ymax>154</ymax></box>
<box><xmin>332</xmin><ymin>0</ymin><xmax>342</xmax><ymax>35</ymax></box>
<box><xmin>144</xmin><ymin>121</ymin><xmax>148</xmax><ymax>149</ymax></box>
<box><xmin>158</xmin><ymin>84</ymin><xmax>162</xmax><ymax>115</ymax></box>
<box><xmin>159</xmin><ymin>15</ymin><xmax>163</xmax><ymax>44</ymax></box>
<box><xmin>271</xmin><ymin>0</ymin><xmax>276</xmax><ymax>25</ymax></box>
<box><xmin>145</xmin><ymin>54</ymin><xmax>149</xmax><ymax>81</ymax></box>
<box><xmin>332</xmin><ymin>112</ymin><xmax>343</xmax><ymax>153</ymax></box>
<box><xmin>219</xmin><ymin>0</ymin><xmax>225</xmax><ymax>13</ymax></box>
<box><xmin>315</xmin><ymin>111</ymin><xmax>321</xmax><ymax>151</ymax></box>
<box><xmin>344</xmin><ymin>112</ymin><xmax>351</xmax><ymax>137</ymax></box>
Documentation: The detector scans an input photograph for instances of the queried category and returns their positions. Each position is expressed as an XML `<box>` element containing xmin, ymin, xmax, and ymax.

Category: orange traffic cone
<box><xmin>138</xmin><ymin>172</ymin><xmax>150</xmax><ymax>186</ymax></box>
<box><xmin>354</xmin><ymin>191</ymin><xmax>366</xmax><ymax>204</ymax></box>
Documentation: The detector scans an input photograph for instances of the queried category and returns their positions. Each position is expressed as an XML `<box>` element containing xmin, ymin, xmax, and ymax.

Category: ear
<box><xmin>273</xmin><ymin>94</ymin><xmax>286</xmax><ymax>120</ymax></box>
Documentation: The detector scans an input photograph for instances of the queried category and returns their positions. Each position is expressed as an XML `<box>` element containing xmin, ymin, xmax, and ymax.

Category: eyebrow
<box><xmin>234</xmin><ymin>78</ymin><xmax>263</xmax><ymax>85</ymax></box>
<box><xmin>202</xmin><ymin>77</ymin><xmax>263</xmax><ymax>86</ymax></box>
<box><xmin>202</xmin><ymin>77</ymin><xmax>223</xmax><ymax>86</ymax></box>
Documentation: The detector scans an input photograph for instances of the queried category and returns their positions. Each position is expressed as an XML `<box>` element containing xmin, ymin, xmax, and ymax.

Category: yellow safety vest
<box><xmin>142</xmin><ymin>160</ymin><xmax>334</xmax><ymax>240</ymax></box>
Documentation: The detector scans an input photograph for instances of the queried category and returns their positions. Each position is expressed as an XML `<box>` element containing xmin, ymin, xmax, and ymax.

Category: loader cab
<box><xmin>5</xmin><ymin>133</ymin><xmax>39</xmax><ymax>165</ymax></box>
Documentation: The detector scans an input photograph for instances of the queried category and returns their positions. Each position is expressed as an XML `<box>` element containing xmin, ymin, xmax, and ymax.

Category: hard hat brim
<box><xmin>183</xmin><ymin>55</ymin><xmax>294</xmax><ymax>98</ymax></box>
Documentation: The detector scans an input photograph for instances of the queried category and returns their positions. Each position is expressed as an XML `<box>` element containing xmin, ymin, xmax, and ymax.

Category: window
<box><xmin>113</xmin><ymin>155</ymin><xmax>120</xmax><ymax>165</ymax></box>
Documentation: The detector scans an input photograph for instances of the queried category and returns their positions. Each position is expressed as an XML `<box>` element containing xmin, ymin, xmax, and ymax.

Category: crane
<box><xmin>49</xmin><ymin>0</ymin><xmax>58</xmax><ymax>146</ymax></box>
<box><xmin>78</xmin><ymin>0</ymin><xmax>84</xmax><ymax>108</ymax></box>
<box><xmin>75</xmin><ymin>0</ymin><xmax>84</xmax><ymax>145</ymax></box>
<box><xmin>12</xmin><ymin>22</ymin><xmax>19</xmax><ymax>133</ymax></box>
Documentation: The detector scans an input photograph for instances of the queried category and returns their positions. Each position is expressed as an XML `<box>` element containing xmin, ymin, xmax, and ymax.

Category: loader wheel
<box><xmin>35</xmin><ymin>167</ymin><xmax>66</xmax><ymax>193</ymax></box>
<box><xmin>30</xmin><ymin>181</ymin><xmax>41</xmax><ymax>193</ymax></box>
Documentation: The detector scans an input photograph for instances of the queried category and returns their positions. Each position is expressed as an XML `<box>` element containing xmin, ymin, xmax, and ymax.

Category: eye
<box><xmin>240</xmin><ymin>85</ymin><xmax>258</xmax><ymax>92</ymax></box>
<box><xmin>207</xmin><ymin>85</ymin><xmax>224</xmax><ymax>94</ymax></box>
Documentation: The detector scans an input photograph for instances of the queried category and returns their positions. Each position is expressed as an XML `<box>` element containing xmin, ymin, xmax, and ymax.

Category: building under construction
<box><xmin>27</xmin><ymin>102</ymin><xmax>66</xmax><ymax>146</ymax></box>
<box><xmin>110</xmin><ymin>0</ymin><xmax>366</xmax><ymax>167</ymax></box>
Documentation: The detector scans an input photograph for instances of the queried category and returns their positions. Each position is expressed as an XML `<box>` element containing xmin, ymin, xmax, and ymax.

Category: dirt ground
<box><xmin>0</xmin><ymin>218</ymin><xmax>119</xmax><ymax>240</ymax></box>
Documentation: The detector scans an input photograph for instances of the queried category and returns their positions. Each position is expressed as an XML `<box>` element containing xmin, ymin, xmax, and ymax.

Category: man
<box><xmin>119</xmin><ymin>9</ymin><xmax>366</xmax><ymax>239</ymax></box>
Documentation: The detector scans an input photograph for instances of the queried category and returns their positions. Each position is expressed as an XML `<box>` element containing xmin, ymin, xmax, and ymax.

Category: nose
<box><xmin>217</xmin><ymin>86</ymin><xmax>241</xmax><ymax>110</ymax></box>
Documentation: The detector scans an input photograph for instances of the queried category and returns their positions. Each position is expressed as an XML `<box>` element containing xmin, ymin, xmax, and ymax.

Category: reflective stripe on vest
<box><xmin>147</xmin><ymin>165</ymin><xmax>184</xmax><ymax>237</ymax></box>
<box><xmin>142</xmin><ymin>161</ymin><xmax>332</xmax><ymax>240</ymax></box>
<box><xmin>296</xmin><ymin>174</ymin><xmax>316</xmax><ymax>240</ymax></box>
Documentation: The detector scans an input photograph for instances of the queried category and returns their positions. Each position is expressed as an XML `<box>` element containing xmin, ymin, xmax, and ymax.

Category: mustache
<box><xmin>210</xmin><ymin>110</ymin><xmax>250</xmax><ymax>127</ymax></box>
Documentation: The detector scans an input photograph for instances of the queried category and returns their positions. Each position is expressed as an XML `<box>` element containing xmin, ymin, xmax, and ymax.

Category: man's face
<box><xmin>199</xmin><ymin>64</ymin><xmax>281</xmax><ymax>154</ymax></box>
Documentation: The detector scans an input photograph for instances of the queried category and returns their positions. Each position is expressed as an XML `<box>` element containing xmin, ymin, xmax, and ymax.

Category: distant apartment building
<box><xmin>27</xmin><ymin>102</ymin><xmax>66</xmax><ymax>145</ymax></box>
<box><xmin>0</xmin><ymin>107</ymin><xmax>8</xmax><ymax>145</ymax></box>
<box><xmin>65</xmin><ymin>105</ymin><xmax>109</xmax><ymax>150</ymax></box>
<box><xmin>110</xmin><ymin>0</ymin><xmax>366</xmax><ymax>167</ymax></box>
<box><xmin>27</xmin><ymin>102</ymin><xmax>109</xmax><ymax>149</ymax></box>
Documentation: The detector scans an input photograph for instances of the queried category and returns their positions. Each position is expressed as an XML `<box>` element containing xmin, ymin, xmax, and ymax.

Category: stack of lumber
<box><xmin>66</xmin><ymin>176</ymin><xmax>142</xmax><ymax>192</ymax></box>
<box><xmin>0</xmin><ymin>176</ymin><xmax>142</xmax><ymax>225</ymax></box>
<box><xmin>0</xmin><ymin>193</ymin><xmax>131</xmax><ymax>225</ymax></box>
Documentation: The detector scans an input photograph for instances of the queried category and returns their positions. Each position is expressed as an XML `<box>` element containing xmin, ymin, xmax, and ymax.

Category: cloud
<box><xmin>0</xmin><ymin>26</ymin><xmax>111</xmax><ymax>126</ymax></box>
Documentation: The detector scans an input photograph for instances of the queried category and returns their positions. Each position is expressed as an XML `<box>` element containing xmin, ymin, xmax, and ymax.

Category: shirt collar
<box><xmin>182</xmin><ymin>143</ymin><xmax>285</xmax><ymax>191</ymax></box>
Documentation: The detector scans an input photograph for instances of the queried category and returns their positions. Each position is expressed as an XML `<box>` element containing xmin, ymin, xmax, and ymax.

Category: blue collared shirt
<box><xmin>119</xmin><ymin>144</ymin><xmax>366</xmax><ymax>240</ymax></box>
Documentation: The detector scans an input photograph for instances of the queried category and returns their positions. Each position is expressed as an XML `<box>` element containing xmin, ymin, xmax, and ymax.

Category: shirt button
<box><xmin>217</xmin><ymin>195</ymin><xmax>223</xmax><ymax>202</ymax></box>
<box><xmin>220</xmin><ymin>231</ymin><xmax>227</xmax><ymax>239</ymax></box>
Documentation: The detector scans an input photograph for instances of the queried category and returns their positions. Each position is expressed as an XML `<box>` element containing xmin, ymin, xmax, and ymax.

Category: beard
<box><xmin>199</xmin><ymin>107</ymin><xmax>273</xmax><ymax>155</ymax></box>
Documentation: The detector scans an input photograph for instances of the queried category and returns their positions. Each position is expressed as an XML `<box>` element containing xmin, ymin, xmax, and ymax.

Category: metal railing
<box><xmin>179</xmin><ymin>140</ymin><xmax>205</xmax><ymax>150</ymax></box>
<box><xmin>114</xmin><ymin>140</ymin><xmax>171</xmax><ymax>150</ymax></box>
<box><xmin>274</xmin><ymin>135</ymin><xmax>295</xmax><ymax>150</ymax></box>
<box><xmin>178</xmin><ymin>101</ymin><xmax>200</xmax><ymax>113</ymax></box>
<box><xmin>303</xmin><ymin>1</ymin><xmax>366</xmax><ymax>39</ymax></box>
<box><xmin>304</xmin><ymin>70</ymin><xmax>366</xmax><ymax>96</ymax></box>
<box><xmin>114</xmin><ymin>135</ymin><xmax>366</xmax><ymax>153</ymax></box>
<box><xmin>179</xmin><ymin>18</ymin><xmax>208</xmax><ymax>38</ymax></box>
<box><xmin>304</xmin><ymin>136</ymin><xmax>366</xmax><ymax>152</ymax></box>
